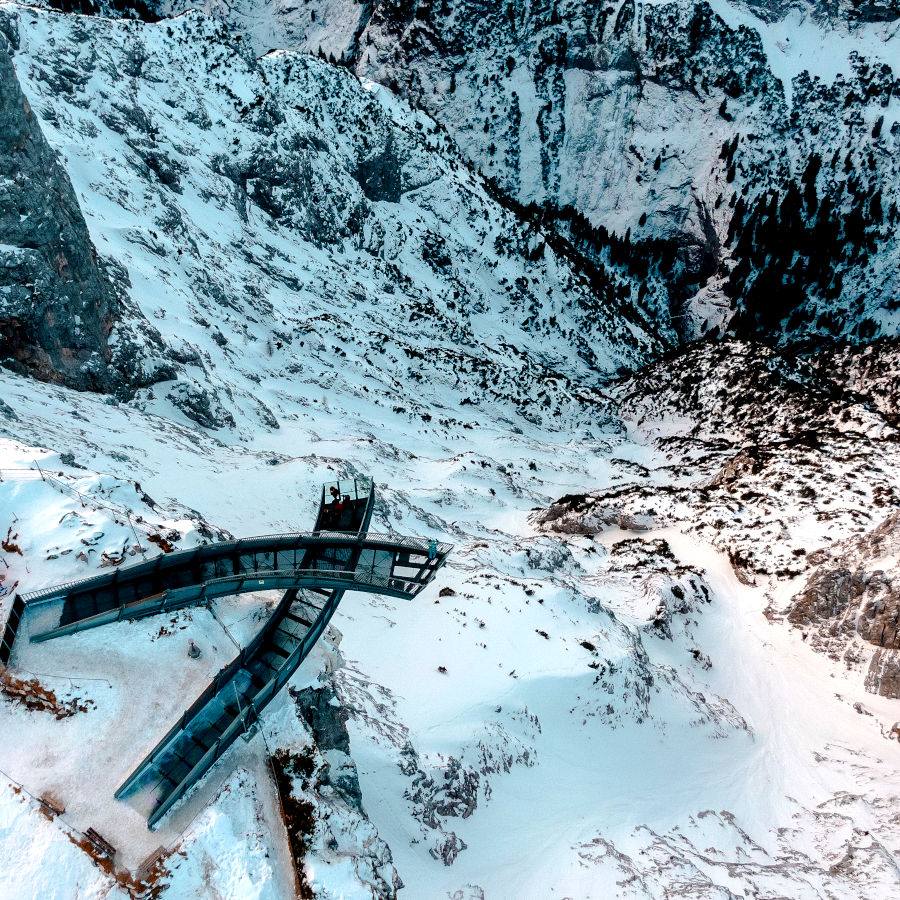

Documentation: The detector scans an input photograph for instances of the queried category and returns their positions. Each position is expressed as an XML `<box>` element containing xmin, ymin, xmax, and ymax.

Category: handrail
<box><xmin>137</xmin><ymin>586</ymin><xmax>349</xmax><ymax>828</ymax></box>
<box><xmin>32</xmin><ymin>564</ymin><xmax>443</xmax><ymax>644</ymax></box>
<box><xmin>106</xmin><ymin>476</ymin><xmax>451</xmax><ymax>829</ymax></box>
<box><xmin>0</xmin><ymin>594</ymin><xmax>25</xmax><ymax>666</ymax></box>
<box><xmin>116</xmin><ymin>592</ymin><xmax>324</xmax><ymax>798</ymax></box>
<box><xmin>21</xmin><ymin>532</ymin><xmax>453</xmax><ymax>604</ymax></box>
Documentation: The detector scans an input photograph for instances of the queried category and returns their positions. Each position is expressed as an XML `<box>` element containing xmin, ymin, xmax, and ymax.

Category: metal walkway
<box><xmin>29</xmin><ymin>535</ymin><xmax>448</xmax><ymax>642</ymax></box>
<box><xmin>21</xmin><ymin>477</ymin><xmax>451</xmax><ymax>828</ymax></box>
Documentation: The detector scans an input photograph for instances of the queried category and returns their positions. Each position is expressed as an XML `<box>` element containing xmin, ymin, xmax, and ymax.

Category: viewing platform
<box><xmin>9</xmin><ymin>476</ymin><xmax>451</xmax><ymax>828</ymax></box>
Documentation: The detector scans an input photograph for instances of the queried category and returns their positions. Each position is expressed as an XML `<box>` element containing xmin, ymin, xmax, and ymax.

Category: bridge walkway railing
<box><xmin>24</xmin><ymin>475</ymin><xmax>452</xmax><ymax>829</ymax></box>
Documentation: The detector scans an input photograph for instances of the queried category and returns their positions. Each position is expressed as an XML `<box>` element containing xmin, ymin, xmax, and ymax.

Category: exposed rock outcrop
<box><xmin>535</xmin><ymin>340</ymin><xmax>900</xmax><ymax>583</ymax></box>
<box><xmin>293</xmin><ymin>681</ymin><xmax>365</xmax><ymax>814</ymax></box>
<box><xmin>165</xmin><ymin>380</ymin><xmax>235</xmax><ymax>430</ymax></box>
<box><xmin>788</xmin><ymin>512</ymin><xmax>900</xmax><ymax>697</ymax></box>
<box><xmin>533</xmin><ymin>494</ymin><xmax>657</xmax><ymax>535</ymax></box>
<box><xmin>0</xmin><ymin>30</ymin><xmax>169</xmax><ymax>392</ymax></box>
<box><xmin>289</xmin><ymin>679</ymin><xmax>404</xmax><ymax>897</ymax></box>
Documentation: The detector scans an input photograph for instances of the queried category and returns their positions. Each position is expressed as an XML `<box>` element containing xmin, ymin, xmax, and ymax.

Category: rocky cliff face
<box><xmin>130</xmin><ymin>0</ymin><xmax>899</xmax><ymax>347</ymax></box>
<box><xmin>788</xmin><ymin>511</ymin><xmax>900</xmax><ymax>698</ymax></box>
<box><xmin>354</xmin><ymin>0</ymin><xmax>900</xmax><ymax>344</ymax></box>
<box><xmin>0</xmin><ymin>26</ymin><xmax>168</xmax><ymax>392</ymax></box>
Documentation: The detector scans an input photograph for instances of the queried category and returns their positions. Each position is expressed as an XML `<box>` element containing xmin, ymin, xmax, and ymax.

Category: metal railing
<box><xmin>116</xmin><ymin>589</ymin><xmax>313</xmax><ymax>797</ymax></box>
<box><xmin>137</xmin><ymin>584</ymin><xmax>349</xmax><ymax>829</ymax></box>
<box><xmin>2</xmin><ymin>465</ymin><xmax>167</xmax><ymax>545</ymax></box>
<box><xmin>100</xmin><ymin>476</ymin><xmax>451</xmax><ymax>829</ymax></box>
<box><xmin>32</xmin><ymin>567</ymin><xmax>436</xmax><ymax>643</ymax></box>
<box><xmin>21</xmin><ymin>532</ymin><xmax>452</xmax><ymax>605</ymax></box>
<box><xmin>0</xmin><ymin>594</ymin><xmax>25</xmax><ymax>666</ymax></box>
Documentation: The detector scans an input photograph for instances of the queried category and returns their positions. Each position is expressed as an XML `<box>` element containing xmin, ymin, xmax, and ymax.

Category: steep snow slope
<box><xmin>151</xmin><ymin>0</ymin><xmax>900</xmax><ymax>344</ymax></box>
<box><xmin>0</xmin><ymin>2</ymin><xmax>669</xmax><ymax>437</ymax></box>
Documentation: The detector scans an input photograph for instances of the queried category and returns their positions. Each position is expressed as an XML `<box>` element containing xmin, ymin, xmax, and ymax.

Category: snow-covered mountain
<box><xmin>141</xmin><ymin>0</ymin><xmax>900</xmax><ymax>345</ymax></box>
<box><xmin>0</xmin><ymin>2</ymin><xmax>899</xmax><ymax>900</ymax></box>
<box><xmin>0</xmin><ymin>2</ymin><xmax>675</xmax><ymax>417</ymax></box>
<box><xmin>24</xmin><ymin>0</ymin><xmax>900</xmax><ymax>344</ymax></box>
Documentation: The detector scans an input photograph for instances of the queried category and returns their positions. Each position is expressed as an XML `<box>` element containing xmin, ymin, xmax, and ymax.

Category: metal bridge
<box><xmin>13</xmin><ymin>477</ymin><xmax>451</xmax><ymax>829</ymax></box>
<box><xmin>28</xmin><ymin>532</ymin><xmax>448</xmax><ymax>642</ymax></box>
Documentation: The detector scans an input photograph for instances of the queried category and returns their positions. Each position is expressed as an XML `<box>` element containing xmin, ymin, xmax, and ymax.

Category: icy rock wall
<box><xmin>0</xmin><ymin>26</ymin><xmax>168</xmax><ymax>392</ymax></box>
<box><xmin>145</xmin><ymin>0</ymin><xmax>900</xmax><ymax>344</ymax></box>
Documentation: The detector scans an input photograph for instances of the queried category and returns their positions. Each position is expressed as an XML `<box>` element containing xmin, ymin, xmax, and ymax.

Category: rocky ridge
<box><xmin>0</xmin><ymin>25</ymin><xmax>169</xmax><ymax>392</ymax></box>
<box><xmin>12</xmin><ymin>0</ymin><xmax>900</xmax><ymax>365</ymax></box>
<box><xmin>284</xmin><ymin>674</ymin><xmax>404</xmax><ymax>898</ymax></box>
<box><xmin>139</xmin><ymin>0</ymin><xmax>900</xmax><ymax>345</ymax></box>
<box><xmin>535</xmin><ymin>338</ymin><xmax>900</xmax><ymax>695</ymax></box>
<box><xmin>787</xmin><ymin>511</ymin><xmax>900</xmax><ymax>698</ymax></box>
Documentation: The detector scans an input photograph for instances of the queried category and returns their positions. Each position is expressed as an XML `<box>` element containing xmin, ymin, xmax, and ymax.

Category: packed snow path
<box><xmin>17</xmin><ymin>478</ymin><xmax>451</xmax><ymax>829</ymax></box>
